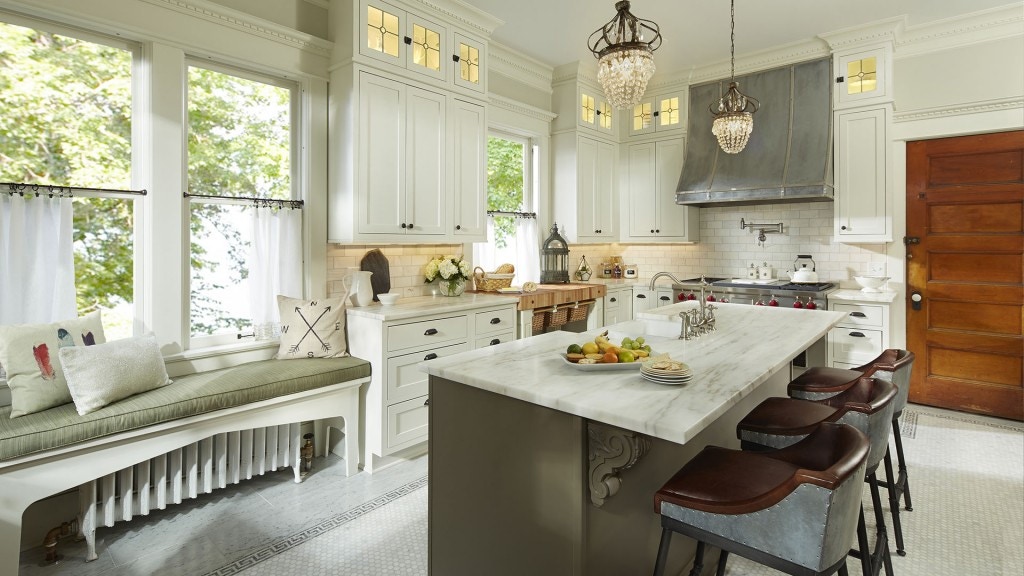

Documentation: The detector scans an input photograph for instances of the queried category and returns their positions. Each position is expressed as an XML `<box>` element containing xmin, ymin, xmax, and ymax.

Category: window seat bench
<box><xmin>0</xmin><ymin>356</ymin><xmax>370</xmax><ymax>572</ymax></box>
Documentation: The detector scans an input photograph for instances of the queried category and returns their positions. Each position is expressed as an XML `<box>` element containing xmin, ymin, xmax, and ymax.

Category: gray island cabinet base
<box><xmin>425</xmin><ymin>303</ymin><xmax>846</xmax><ymax>575</ymax></box>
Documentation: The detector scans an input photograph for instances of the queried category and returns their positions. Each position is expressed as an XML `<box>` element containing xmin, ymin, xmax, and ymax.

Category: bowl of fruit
<box><xmin>563</xmin><ymin>331</ymin><xmax>653</xmax><ymax>370</ymax></box>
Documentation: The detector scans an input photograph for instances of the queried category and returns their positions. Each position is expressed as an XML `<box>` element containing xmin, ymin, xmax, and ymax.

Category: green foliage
<box><xmin>486</xmin><ymin>136</ymin><xmax>525</xmax><ymax>249</ymax></box>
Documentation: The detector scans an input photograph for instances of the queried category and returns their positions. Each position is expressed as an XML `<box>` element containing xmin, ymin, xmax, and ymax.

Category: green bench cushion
<box><xmin>0</xmin><ymin>357</ymin><xmax>370</xmax><ymax>462</ymax></box>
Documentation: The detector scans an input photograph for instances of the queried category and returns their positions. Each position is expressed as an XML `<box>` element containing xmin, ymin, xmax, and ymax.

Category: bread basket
<box><xmin>473</xmin><ymin>264</ymin><xmax>515</xmax><ymax>291</ymax></box>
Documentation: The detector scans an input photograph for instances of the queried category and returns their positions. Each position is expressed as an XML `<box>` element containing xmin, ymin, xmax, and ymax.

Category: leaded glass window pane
<box><xmin>633</xmin><ymin>102</ymin><xmax>652</xmax><ymax>131</ymax></box>
<box><xmin>367</xmin><ymin>6</ymin><xmax>400</xmax><ymax>57</ymax></box>
<box><xmin>460</xmin><ymin>43</ymin><xmax>479</xmax><ymax>84</ymax></box>
<box><xmin>659</xmin><ymin>97</ymin><xmax>680</xmax><ymax>127</ymax></box>
<box><xmin>847</xmin><ymin>57</ymin><xmax>877</xmax><ymax>95</ymax></box>
<box><xmin>581</xmin><ymin>94</ymin><xmax>595</xmax><ymax>125</ymax></box>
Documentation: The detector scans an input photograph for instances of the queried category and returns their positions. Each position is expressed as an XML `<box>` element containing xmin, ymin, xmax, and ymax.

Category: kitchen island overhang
<box><xmin>425</xmin><ymin>303</ymin><xmax>848</xmax><ymax>576</ymax></box>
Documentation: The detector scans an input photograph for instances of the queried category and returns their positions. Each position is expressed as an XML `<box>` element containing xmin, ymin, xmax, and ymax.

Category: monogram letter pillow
<box><xmin>0</xmin><ymin>310</ymin><xmax>107</xmax><ymax>417</ymax></box>
<box><xmin>276</xmin><ymin>296</ymin><xmax>348</xmax><ymax>359</ymax></box>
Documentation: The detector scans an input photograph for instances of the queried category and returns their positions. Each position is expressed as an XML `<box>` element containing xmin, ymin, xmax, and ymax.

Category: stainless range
<box><xmin>671</xmin><ymin>277</ymin><xmax>838</xmax><ymax>310</ymax></box>
<box><xmin>670</xmin><ymin>276</ymin><xmax>838</xmax><ymax>378</ymax></box>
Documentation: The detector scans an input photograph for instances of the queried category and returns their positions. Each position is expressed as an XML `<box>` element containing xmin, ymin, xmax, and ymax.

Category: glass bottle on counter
<box><xmin>612</xmin><ymin>262</ymin><xmax>622</xmax><ymax>278</ymax></box>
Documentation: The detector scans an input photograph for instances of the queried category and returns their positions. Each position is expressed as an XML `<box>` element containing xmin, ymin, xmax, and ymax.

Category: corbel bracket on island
<box><xmin>587</xmin><ymin>421</ymin><xmax>652</xmax><ymax>507</ymax></box>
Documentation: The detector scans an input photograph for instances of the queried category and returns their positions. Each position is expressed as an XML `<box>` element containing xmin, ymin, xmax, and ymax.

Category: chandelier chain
<box><xmin>730</xmin><ymin>0</ymin><xmax>736</xmax><ymax>80</ymax></box>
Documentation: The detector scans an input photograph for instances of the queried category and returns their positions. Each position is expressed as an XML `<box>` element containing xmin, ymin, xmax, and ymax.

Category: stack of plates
<box><xmin>641</xmin><ymin>358</ymin><xmax>693</xmax><ymax>386</ymax></box>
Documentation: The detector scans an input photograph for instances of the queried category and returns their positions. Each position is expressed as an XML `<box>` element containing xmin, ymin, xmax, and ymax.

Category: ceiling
<box><xmin>459</xmin><ymin>0</ymin><xmax>1016</xmax><ymax>76</ymax></box>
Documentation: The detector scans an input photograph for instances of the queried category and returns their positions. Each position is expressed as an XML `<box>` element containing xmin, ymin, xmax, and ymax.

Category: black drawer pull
<box><xmin>489</xmin><ymin>338</ymin><xmax>500</xmax><ymax>346</ymax></box>
<box><xmin>424</xmin><ymin>328</ymin><xmax>438</xmax><ymax>335</ymax></box>
<box><xmin>490</xmin><ymin>317</ymin><xmax>501</xmax><ymax>324</ymax></box>
<box><xmin>610</xmin><ymin>297</ymin><xmax>617</xmax><ymax>303</ymax></box>
<box><xmin>636</xmin><ymin>294</ymin><xmax>647</xmax><ymax>299</ymax></box>
<box><xmin>849</xmin><ymin>312</ymin><xmax>867</xmax><ymax>318</ymax></box>
<box><xmin>849</xmin><ymin>332</ymin><xmax>866</xmax><ymax>338</ymax></box>
<box><xmin>424</xmin><ymin>398</ymin><xmax>430</xmax><ymax>406</ymax></box>
<box><xmin>660</xmin><ymin>296</ymin><xmax>671</xmax><ymax>301</ymax></box>
<box><xmin>424</xmin><ymin>353</ymin><xmax>438</xmax><ymax>360</ymax></box>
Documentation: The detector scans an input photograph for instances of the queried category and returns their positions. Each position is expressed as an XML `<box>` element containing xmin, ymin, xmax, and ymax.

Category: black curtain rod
<box><xmin>184</xmin><ymin>191</ymin><xmax>304</xmax><ymax>209</ymax></box>
<box><xmin>3</xmin><ymin>182</ymin><xmax>147</xmax><ymax>197</ymax></box>
<box><xmin>487</xmin><ymin>210</ymin><xmax>536</xmax><ymax>219</ymax></box>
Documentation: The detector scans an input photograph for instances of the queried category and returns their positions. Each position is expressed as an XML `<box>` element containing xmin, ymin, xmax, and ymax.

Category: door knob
<box><xmin>911</xmin><ymin>292</ymin><xmax>923</xmax><ymax>311</ymax></box>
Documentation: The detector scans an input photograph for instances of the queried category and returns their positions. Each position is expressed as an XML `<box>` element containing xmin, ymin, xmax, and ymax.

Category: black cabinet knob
<box><xmin>455</xmin><ymin>224</ymin><xmax>461</xmax><ymax>230</ymax></box>
<box><xmin>424</xmin><ymin>352</ymin><xmax>438</xmax><ymax>360</ymax></box>
<box><xmin>404</xmin><ymin>36</ymin><xmax>412</xmax><ymax>45</ymax></box>
<box><xmin>841</xmin><ymin>225</ymin><xmax>848</xmax><ymax>230</ymax></box>
<box><xmin>424</xmin><ymin>328</ymin><xmax>438</xmax><ymax>335</ymax></box>
<box><xmin>400</xmin><ymin>223</ymin><xmax>407</xmax><ymax>229</ymax></box>
<box><xmin>489</xmin><ymin>317</ymin><xmax>501</xmax><ymax>324</ymax></box>
<box><xmin>452</xmin><ymin>54</ymin><xmax>460</xmax><ymax>62</ymax></box>
<box><xmin>636</xmin><ymin>294</ymin><xmax>646</xmax><ymax>299</ymax></box>
<box><xmin>489</xmin><ymin>338</ymin><xmax>500</xmax><ymax>346</ymax></box>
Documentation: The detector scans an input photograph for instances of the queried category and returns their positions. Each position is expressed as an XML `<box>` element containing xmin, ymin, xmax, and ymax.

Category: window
<box><xmin>0</xmin><ymin>17</ymin><xmax>136</xmax><ymax>340</ymax></box>
<box><xmin>475</xmin><ymin>132</ymin><xmax>540</xmax><ymax>282</ymax></box>
<box><xmin>186</xmin><ymin>63</ymin><xmax>297</xmax><ymax>346</ymax></box>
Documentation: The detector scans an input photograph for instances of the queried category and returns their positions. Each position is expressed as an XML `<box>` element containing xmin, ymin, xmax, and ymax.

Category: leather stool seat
<box><xmin>738</xmin><ymin>377</ymin><xmax>898</xmax><ymax>576</ymax></box>
<box><xmin>652</xmin><ymin>423</ymin><xmax>869</xmax><ymax>576</ymax></box>
<box><xmin>789</xmin><ymin>350</ymin><xmax>917</xmax><ymax>557</ymax></box>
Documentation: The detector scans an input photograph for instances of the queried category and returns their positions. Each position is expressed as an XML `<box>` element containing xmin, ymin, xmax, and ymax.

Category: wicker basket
<box><xmin>568</xmin><ymin>301</ymin><xmax>590</xmax><ymax>323</ymax></box>
<box><xmin>473</xmin><ymin>265</ymin><xmax>515</xmax><ymax>291</ymax></box>
<box><xmin>531</xmin><ymin>310</ymin><xmax>546</xmax><ymax>333</ymax></box>
<box><xmin>547</xmin><ymin>307</ymin><xmax>569</xmax><ymax>328</ymax></box>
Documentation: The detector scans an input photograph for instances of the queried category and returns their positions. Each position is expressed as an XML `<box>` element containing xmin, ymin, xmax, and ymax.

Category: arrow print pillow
<box><xmin>276</xmin><ymin>295</ymin><xmax>349</xmax><ymax>359</ymax></box>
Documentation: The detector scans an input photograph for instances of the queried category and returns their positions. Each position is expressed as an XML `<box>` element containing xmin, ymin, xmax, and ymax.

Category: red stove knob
<box><xmin>706</xmin><ymin>292</ymin><xmax>716</xmax><ymax>302</ymax></box>
<box><xmin>686</xmin><ymin>291</ymin><xmax>696</xmax><ymax>301</ymax></box>
<box><xmin>793</xmin><ymin>296</ymin><xmax>804</xmax><ymax>309</ymax></box>
<box><xmin>677</xmin><ymin>292</ymin><xmax>686</xmax><ymax>301</ymax></box>
<box><xmin>754</xmin><ymin>299</ymin><xmax>764</xmax><ymax>306</ymax></box>
<box><xmin>806</xmin><ymin>298</ymin><xmax>817</xmax><ymax>310</ymax></box>
<box><xmin>768</xmin><ymin>295</ymin><xmax>779</xmax><ymax>307</ymax></box>
<box><xmin>720</xmin><ymin>297</ymin><xmax>729</xmax><ymax>303</ymax></box>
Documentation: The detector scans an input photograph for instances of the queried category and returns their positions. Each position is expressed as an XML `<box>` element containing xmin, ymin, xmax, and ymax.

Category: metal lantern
<box><xmin>541</xmin><ymin>223</ymin><xmax>570</xmax><ymax>284</ymax></box>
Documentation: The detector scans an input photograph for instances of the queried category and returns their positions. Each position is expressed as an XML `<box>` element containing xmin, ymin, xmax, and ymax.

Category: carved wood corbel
<box><xmin>587</xmin><ymin>421</ymin><xmax>651</xmax><ymax>507</ymax></box>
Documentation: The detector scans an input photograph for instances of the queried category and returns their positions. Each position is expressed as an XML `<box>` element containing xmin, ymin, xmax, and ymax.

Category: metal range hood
<box><xmin>676</xmin><ymin>57</ymin><xmax>833</xmax><ymax>207</ymax></box>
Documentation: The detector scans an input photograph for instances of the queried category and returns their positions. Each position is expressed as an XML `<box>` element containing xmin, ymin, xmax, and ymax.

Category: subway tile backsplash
<box><xmin>326</xmin><ymin>202</ymin><xmax>885</xmax><ymax>300</ymax></box>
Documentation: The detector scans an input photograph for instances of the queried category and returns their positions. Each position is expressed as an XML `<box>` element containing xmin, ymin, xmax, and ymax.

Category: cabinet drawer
<box><xmin>387</xmin><ymin>341</ymin><xmax>470</xmax><ymax>403</ymax></box>
<box><xmin>386</xmin><ymin>395</ymin><xmax>429</xmax><ymax>452</ymax></box>
<box><xmin>830</xmin><ymin>327</ymin><xmax>883</xmax><ymax>364</ymax></box>
<box><xmin>475</xmin><ymin>331</ymin><xmax>515</xmax><ymax>349</ymax></box>
<box><xmin>387</xmin><ymin>315</ymin><xmax>468</xmax><ymax>352</ymax></box>
<box><xmin>474</xmin><ymin>307</ymin><xmax>516</xmax><ymax>335</ymax></box>
<box><xmin>832</xmin><ymin>303</ymin><xmax>883</xmax><ymax>328</ymax></box>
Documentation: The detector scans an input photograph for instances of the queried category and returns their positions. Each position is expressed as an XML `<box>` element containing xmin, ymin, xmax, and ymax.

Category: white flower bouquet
<box><xmin>424</xmin><ymin>255</ymin><xmax>472</xmax><ymax>296</ymax></box>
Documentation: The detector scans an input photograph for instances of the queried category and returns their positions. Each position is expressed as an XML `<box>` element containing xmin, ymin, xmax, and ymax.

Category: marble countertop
<box><xmin>423</xmin><ymin>302</ymin><xmax>846</xmax><ymax>445</ymax></box>
<box><xmin>829</xmin><ymin>289</ymin><xmax>899</xmax><ymax>303</ymax></box>
<box><xmin>345</xmin><ymin>293</ymin><xmax>517</xmax><ymax>321</ymax></box>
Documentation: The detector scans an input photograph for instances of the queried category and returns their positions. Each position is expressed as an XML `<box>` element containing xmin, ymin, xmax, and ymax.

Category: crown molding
<box><xmin>490</xmin><ymin>41</ymin><xmax>555</xmax><ymax>95</ymax></box>
<box><xmin>404</xmin><ymin>0</ymin><xmax>503</xmax><ymax>37</ymax></box>
<box><xmin>894</xmin><ymin>96</ymin><xmax>1024</xmax><ymax>123</ymax></box>
<box><xmin>488</xmin><ymin>94</ymin><xmax>557</xmax><ymax>123</ymax></box>
<box><xmin>551</xmin><ymin>60</ymin><xmax>598</xmax><ymax>86</ymax></box>
<box><xmin>896</xmin><ymin>4</ymin><xmax>1024</xmax><ymax>58</ymax></box>
<box><xmin>818</xmin><ymin>16</ymin><xmax>904</xmax><ymax>51</ymax></box>
<box><xmin>687</xmin><ymin>37</ymin><xmax>831</xmax><ymax>85</ymax></box>
<box><xmin>302</xmin><ymin>0</ymin><xmax>329</xmax><ymax>8</ymax></box>
<box><xmin>138</xmin><ymin>0</ymin><xmax>333</xmax><ymax>56</ymax></box>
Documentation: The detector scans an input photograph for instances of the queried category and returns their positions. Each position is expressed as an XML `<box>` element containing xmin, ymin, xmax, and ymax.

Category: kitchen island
<box><xmin>425</xmin><ymin>302</ymin><xmax>846</xmax><ymax>575</ymax></box>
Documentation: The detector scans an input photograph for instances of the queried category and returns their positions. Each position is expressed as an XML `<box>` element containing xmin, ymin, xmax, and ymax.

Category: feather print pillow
<box><xmin>0</xmin><ymin>310</ymin><xmax>106</xmax><ymax>417</ymax></box>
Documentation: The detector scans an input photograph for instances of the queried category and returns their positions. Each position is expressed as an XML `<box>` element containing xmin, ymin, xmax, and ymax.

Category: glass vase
<box><xmin>439</xmin><ymin>276</ymin><xmax>466</xmax><ymax>297</ymax></box>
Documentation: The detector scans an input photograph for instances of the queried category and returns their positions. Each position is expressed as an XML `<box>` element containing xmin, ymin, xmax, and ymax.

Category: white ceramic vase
<box><xmin>343</xmin><ymin>269</ymin><xmax>374</xmax><ymax>306</ymax></box>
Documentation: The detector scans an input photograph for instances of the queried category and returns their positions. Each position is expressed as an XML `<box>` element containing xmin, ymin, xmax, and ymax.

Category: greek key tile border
<box><xmin>202</xmin><ymin>475</ymin><xmax>429</xmax><ymax>576</ymax></box>
<box><xmin>904</xmin><ymin>407</ymin><xmax>1024</xmax><ymax>438</ymax></box>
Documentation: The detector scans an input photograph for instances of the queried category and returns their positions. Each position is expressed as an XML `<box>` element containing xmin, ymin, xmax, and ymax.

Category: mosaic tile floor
<box><xmin>19</xmin><ymin>404</ymin><xmax>1024</xmax><ymax>576</ymax></box>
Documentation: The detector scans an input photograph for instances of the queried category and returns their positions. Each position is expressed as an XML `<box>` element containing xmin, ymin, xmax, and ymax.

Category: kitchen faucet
<box><xmin>678</xmin><ymin>276</ymin><xmax>716</xmax><ymax>340</ymax></box>
<box><xmin>649</xmin><ymin>271</ymin><xmax>682</xmax><ymax>290</ymax></box>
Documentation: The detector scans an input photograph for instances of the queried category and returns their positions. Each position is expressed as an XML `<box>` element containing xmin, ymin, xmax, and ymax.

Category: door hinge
<box><xmin>903</xmin><ymin>236</ymin><xmax>920</xmax><ymax>245</ymax></box>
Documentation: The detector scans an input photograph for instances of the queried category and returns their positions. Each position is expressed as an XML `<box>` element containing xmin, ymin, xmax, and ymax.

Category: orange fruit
<box><xmin>601</xmin><ymin>351</ymin><xmax>619</xmax><ymax>363</ymax></box>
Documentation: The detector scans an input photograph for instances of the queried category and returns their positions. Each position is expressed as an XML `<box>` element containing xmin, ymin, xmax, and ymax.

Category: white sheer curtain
<box><xmin>248</xmin><ymin>205</ymin><xmax>302</xmax><ymax>338</ymax></box>
<box><xmin>0</xmin><ymin>193</ymin><xmax>77</xmax><ymax>325</ymax></box>
<box><xmin>473</xmin><ymin>216</ymin><xmax>541</xmax><ymax>284</ymax></box>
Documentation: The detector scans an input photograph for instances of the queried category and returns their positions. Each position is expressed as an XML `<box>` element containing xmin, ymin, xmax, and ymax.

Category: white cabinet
<box><xmin>451</xmin><ymin>99</ymin><xmax>487</xmax><ymax>240</ymax></box>
<box><xmin>625</xmin><ymin>138</ymin><xmax>699</xmax><ymax>242</ymax></box>
<box><xmin>632</xmin><ymin>287</ymin><xmax>654</xmax><ymax>319</ymax></box>
<box><xmin>360</xmin><ymin>0</ymin><xmax>448</xmax><ymax>82</ymax></box>
<box><xmin>627</xmin><ymin>90</ymin><xmax>686</xmax><ymax>137</ymax></box>
<box><xmin>603</xmin><ymin>286</ymin><xmax>633</xmax><ymax>325</ymax></box>
<box><xmin>834</xmin><ymin>106</ymin><xmax>892</xmax><ymax>243</ymax></box>
<box><xmin>833</xmin><ymin>46</ymin><xmax>892</xmax><ymax>109</ymax></box>
<box><xmin>347</xmin><ymin>300</ymin><xmax>516</xmax><ymax>472</ymax></box>
<box><xmin>553</xmin><ymin>133</ymin><xmax>618</xmax><ymax>243</ymax></box>
<box><xmin>828</xmin><ymin>301</ymin><xmax>890</xmax><ymax>368</ymax></box>
<box><xmin>355</xmin><ymin>72</ymin><xmax>446</xmax><ymax>238</ymax></box>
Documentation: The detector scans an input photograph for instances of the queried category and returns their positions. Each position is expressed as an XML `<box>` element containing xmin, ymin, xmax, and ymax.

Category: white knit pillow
<box><xmin>276</xmin><ymin>295</ymin><xmax>348</xmax><ymax>359</ymax></box>
<box><xmin>59</xmin><ymin>334</ymin><xmax>172</xmax><ymax>415</ymax></box>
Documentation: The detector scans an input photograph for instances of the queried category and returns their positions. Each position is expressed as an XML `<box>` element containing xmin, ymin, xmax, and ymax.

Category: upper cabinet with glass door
<box><xmin>358</xmin><ymin>0</ymin><xmax>488</xmax><ymax>95</ymax></box>
<box><xmin>361</xmin><ymin>0</ymin><xmax>447</xmax><ymax>81</ymax></box>
<box><xmin>578</xmin><ymin>87</ymin><xmax>617</xmax><ymax>137</ymax></box>
<box><xmin>627</xmin><ymin>90</ymin><xmax>685</xmax><ymax>137</ymax></box>
<box><xmin>833</xmin><ymin>46</ymin><xmax>892</xmax><ymax>109</ymax></box>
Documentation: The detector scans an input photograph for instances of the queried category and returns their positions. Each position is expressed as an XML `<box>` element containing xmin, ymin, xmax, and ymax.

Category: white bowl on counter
<box><xmin>854</xmin><ymin>276</ymin><xmax>889</xmax><ymax>292</ymax></box>
<box><xmin>378</xmin><ymin>293</ymin><xmax>401</xmax><ymax>306</ymax></box>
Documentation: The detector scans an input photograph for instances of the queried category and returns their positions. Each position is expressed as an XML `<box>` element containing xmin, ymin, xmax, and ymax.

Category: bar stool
<box><xmin>737</xmin><ymin>377</ymin><xmax>897</xmax><ymax>576</ymax></box>
<box><xmin>652</xmin><ymin>422</ymin><xmax>869</xmax><ymax>576</ymax></box>
<box><xmin>789</xmin><ymin>350</ymin><xmax>916</xmax><ymax>556</ymax></box>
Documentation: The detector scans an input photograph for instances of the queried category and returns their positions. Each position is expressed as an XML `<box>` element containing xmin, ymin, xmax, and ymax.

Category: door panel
<box><xmin>906</xmin><ymin>130</ymin><xmax>1024</xmax><ymax>421</ymax></box>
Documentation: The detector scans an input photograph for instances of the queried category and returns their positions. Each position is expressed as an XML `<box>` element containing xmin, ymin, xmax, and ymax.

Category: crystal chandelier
<box><xmin>710</xmin><ymin>0</ymin><xmax>759</xmax><ymax>154</ymax></box>
<box><xmin>587</xmin><ymin>1</ymin><xmax>662</xmax><ymax>109</ymax></box>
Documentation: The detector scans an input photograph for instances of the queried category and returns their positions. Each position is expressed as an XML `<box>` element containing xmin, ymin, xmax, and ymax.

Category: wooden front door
<box><xmin>906</xmin><ymin>130</ymin><xmax>1024</xmax><ymax>421</ymax></box>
